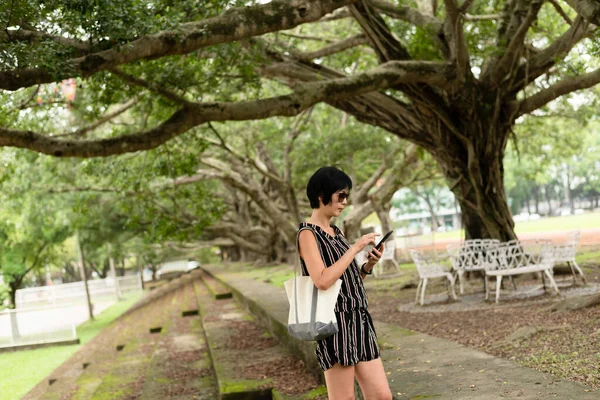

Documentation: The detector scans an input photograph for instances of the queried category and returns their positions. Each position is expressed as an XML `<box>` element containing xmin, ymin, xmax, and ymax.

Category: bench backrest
<box><xmin>553</xmin><ymin>230</ymin><xmax>580</xmax><ymax>262</ymax></box>
<box><xmin>409</xmin><ymin>249</ymin><xmax>449</xmax><ymax>277</ymax></box>
<box><xmin>447</xmin><ymin>239</ymin><xmax>500</xmax><ymax>271</ymax></box>
<box><xmin>485</xmin><ymin>239</ymin><xmax>553</xmax><ymax>271</ymax></box>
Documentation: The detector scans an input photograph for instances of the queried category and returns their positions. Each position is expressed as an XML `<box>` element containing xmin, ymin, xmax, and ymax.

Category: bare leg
<box><xmin>324</xmin><ymin>363</ymin><xmax>356</xmax><ymax>400</ymax></box>
<box><xmin>354</xmin><ymin>358</ymin><xmax>392</xmax><ymax>400</ymax></box>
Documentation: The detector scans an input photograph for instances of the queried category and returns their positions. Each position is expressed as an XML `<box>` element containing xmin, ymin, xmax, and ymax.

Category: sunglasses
<box><xmin>336</xmin><ymin>192</ymin><xmax>350</xmax><ymax>202</ymax></box>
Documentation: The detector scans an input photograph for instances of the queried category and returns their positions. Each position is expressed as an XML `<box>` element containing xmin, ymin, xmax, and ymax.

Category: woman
<box><xmin>298</xmin><ymin>166</ymin><xmax>393</xmax><ymax>400</ymax></box>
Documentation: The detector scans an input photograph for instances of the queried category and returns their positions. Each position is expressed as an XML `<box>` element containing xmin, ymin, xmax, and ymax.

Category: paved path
<box><xmin>205</xmin><ymin>265</ymin><xmax>600</xmax><ymax>399</ymax></box>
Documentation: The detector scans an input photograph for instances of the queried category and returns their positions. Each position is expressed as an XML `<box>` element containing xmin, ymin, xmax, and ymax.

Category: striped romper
<box><xmin>298</xmin><ymin>222</ymin><xmax>380</xmax><ymax>371</ymax></box>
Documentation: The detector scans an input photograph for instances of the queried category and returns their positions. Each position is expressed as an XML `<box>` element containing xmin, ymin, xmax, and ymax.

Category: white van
<box><xmin>157</xmin><ymin>259</ymin><xmax>201</xmax><ymax>279</ymax></box>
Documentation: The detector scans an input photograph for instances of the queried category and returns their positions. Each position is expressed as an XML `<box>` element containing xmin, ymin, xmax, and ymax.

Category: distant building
<box><xmin>391</xmin><ymin>208</ymin><xmax>462</xmax><ymax>236</ymax></box>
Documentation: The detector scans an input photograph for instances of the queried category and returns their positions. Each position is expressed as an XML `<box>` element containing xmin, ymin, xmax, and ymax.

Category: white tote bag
<box><xmin>284</xmin><ymin>227</ymin><xmax>342</xmax><ymax>341</ymax></box>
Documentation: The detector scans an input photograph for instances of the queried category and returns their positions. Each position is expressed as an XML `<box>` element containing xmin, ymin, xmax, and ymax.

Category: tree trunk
<box><xmin>525</xmin><ymin>192</ymin><xmax>531</xmax><ymax>214</ymax></box>
<box><xmin>343</xmin><ymin>201</ymin><xmax>374</xmax><ymax>242</ymax></box>
<box><xmin>423</xmin><ymin>196</ymin><xmax>439</xmax><ymax>232</ymax></box>
<box><xmin>545</xmin><ymin>185</ymin><xmax>553</xmax><ymax>216</ymax></box>
<box><xmin>373</xmin><ymin>201</ymin><xmax>393</xmax><ymax>234</ymax></box>
<box><xmin>567</xmin><ymin>165</ymin><xmax>574</xmax><ymax>215</ymax></box>
<box><xmin>8</xmin><ymin>281</ymin><xmax>18</xmax><ymax>309</ymax></box>
<box><xmin>532</xmin><ymin>185</ymin><xmax>540</xmax><ymax>214</ymax></box>
<box><xmin>439</xmin><ymin>139</ymin><xmax>517</xmax><ymax>242</ymax></box>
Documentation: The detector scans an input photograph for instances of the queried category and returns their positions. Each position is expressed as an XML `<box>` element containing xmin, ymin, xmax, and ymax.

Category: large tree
<box><xmin>1</xmin><ymin>0</ymin><xmax>599</xmax><ymax>241</ymax></box>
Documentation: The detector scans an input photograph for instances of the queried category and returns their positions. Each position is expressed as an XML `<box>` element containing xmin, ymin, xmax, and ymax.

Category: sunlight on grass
<box><xmin>0</xmin><ymin>293</ymin><xmax>141</xmax><ymax>400</ymax></box>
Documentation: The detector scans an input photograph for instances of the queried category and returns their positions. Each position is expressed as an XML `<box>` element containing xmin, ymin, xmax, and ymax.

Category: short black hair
<box><xmin>306</xmin><ymin>166</ymin><xmax>352</xmax><ymax>209</ymax></box>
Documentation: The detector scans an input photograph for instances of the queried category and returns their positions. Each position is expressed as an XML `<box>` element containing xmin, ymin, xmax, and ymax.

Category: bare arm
<box><xmin>299</xmin><ymin>230</ymin><xmax>378</xmax><ymax>290</ymax></box>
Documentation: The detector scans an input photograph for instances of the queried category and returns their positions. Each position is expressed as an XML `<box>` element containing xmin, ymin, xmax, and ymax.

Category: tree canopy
<box><xmin>1</xmin><ymin>0</ymin><xmax>600</xmax><ymax>243</ymax></box>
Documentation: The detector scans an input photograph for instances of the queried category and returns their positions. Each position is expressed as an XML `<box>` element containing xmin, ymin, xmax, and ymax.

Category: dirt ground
<box><xmin>367</xmin><ymin>265</ymin><xmax>600</xmax><ymax>390</ymax></box>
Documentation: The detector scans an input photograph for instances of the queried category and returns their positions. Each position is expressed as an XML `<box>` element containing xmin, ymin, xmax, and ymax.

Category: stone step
<box><xmin>192</xmin><ymin>277</ymin><xmax>323</xmax><ymax>399</ymax></box>
<box><xmin>140</xmin><ymin>281</ymin><xmax>218</xmax><ymax>399</ymax></box>
<box><xmin>31</xmin><ymin>284</ymin><xmax>179</xmax><ymax>400</ymax></box>
<box><xmin>198</xmin><ymin>268</ymin><xmax>232</xmax><ymax>300</ymax></box>
<box><xmin>66</xmin><ymin>285</ymin><xmax>181</xmax><ymax>400</ymax></box>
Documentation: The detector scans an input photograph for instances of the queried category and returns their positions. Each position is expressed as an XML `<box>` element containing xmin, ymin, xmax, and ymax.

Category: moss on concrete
<box><xmin>305</xmin><ymin>386</ymin><xmax>328</xmax><ymax>398</ymax></box>
<box><xmin>220</xmin><ymin>378</ymin><xmax>272</xmax><ymax>394</ymax></box>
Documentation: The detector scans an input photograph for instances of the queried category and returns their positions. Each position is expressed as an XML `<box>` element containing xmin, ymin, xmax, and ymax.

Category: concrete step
<box><xmin>32</xmin><ymin>283</ymin><xmax>179</xmax><ymax>400</ymax></box>
<box><xmin>28</xmin><ymin>276</ymin><xmax>220</xmax><ymax>400</ymax></box>
<box><xmin>68</xmin><ymin>284</ymin><xmax>181</xmax><ymax>400</ymax></box>
<box><xmin>193</xmin><ymin>277</ymin><xmax>323</xmax><ymax>399</ymax></box>
<box><xmin>140</xmin><ymin>281</ymin><xmax>218</xmax><ymax>399</ymax></box>
<box><xmin>199</xmin><ymin>269</ymin><xmax>232</xmax><ymax>300</ymax></box>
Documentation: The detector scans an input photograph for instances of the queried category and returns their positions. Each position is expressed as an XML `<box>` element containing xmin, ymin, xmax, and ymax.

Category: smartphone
<box><xmin>375</xmin><ymin>230</ymin><xmax>393</xmax><ymax>250</ymax></box>
<box><xmin>367</xmin><ymin>231</ymin><xmax>393</xmax><ymax>258</ymax></box>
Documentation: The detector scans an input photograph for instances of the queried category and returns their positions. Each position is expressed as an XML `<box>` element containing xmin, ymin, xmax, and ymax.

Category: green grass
<box><xmin>406</xmin><ymin>212</ymin><xmax>600</xmax><ymax>242</ymax></box>
<box><xmin>0</xmin><ymin>293</ymin><xmax>142</xmax><ymax>400</ymax></box>
<box><xmin>576</xmin><ymin>251</ymin><xmax>600</xmax><ymax>266</ymax></box>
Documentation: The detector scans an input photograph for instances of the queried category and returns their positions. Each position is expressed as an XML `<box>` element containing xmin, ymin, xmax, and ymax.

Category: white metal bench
<box><xmin>552</xmin><ymin>231</ymin><xmax>586</xmax><ymax>284</ymax></box>
<box><xmin>447</xmin><ymin>239</ymin><xmax>500</xmax><ymax>294</ymax></box>
<box><xmin>484</xmin><ymin>240</ymin><xmax>559</xmax><ymax>303</ymax></box>
<box><xmin>409</xmin><ymin>249</ymin><xmax>457</xmax><ymax>306</ymax></box>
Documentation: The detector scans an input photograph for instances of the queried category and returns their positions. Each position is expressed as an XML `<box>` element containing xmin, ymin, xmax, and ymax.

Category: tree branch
<box><xmin>564</xmin><ymin>0</ymin><xmax>600</xmax><ymax>25</ymax></box>
<box><xmin>369</xmin><ymin>0</ymin><xmax>444</xmax><ymax>34</ymax></box>
<box><xmin>516</xmin><ymin>67</ymin><xmax>600</xmax><ymax>115</ymax></box>
<box><xmin>55</xmin><ymin>98</ymin><xmax>139</xmax><ymax>138</ymax></box>
<box><xmin>108</xmin><ymin>68</ymin><xmax>191</xmax><ymax>105</ymax></box>
<box><xmin>464</xmin><ymin>13</ymin><xmax>500</xmax><ymax>20</ymax></box>
<box><xmin>548</xmin><ymin>0</ymin><xmax>573</xmax><ymax>24</ymax></box>
<box><xmin>259</xmin><ymin>58</ymin><xmax>427</xmax><ymax>144</ymax></box>
<box><xmin>353</xmin><ymin>162</ymin><xmax>387</xmax><ymax>204</ymax></box>
<box><xmin>0</xmin><ymin>0</ymin><xmax>358</xmax><ymax>91</ymax></box>
<box><xmin>1</xmin><ymin>29</ymin><xmax>90</xmax><ymax>54</ymax></box>
<box><xmin>0</xmin><ymin>60</ymin><xmax>454</xmax><ymax>157</ymax></box>
<box><xmin>295</xmin><ymin>34</ymin><xmax>369</xmax><ymax>60</ymax></box>
<box><xmin>488</xmin><ymin>0</ymin><xmax>544</xmax><ymax>85</ymax></box>
<box><xmin>443</xmin><ymin>0</ymin><xmax>471</xmax><ymax>81</ymax></box>
<box><xmin>349</xmin><ymin>1</ymin><xmax>411</xmax><ymax>61</ymax></box>
<box><xmin>510</xmin><ymin>16</ymin><xmax>590</xmax><ymax>92</ymax></box>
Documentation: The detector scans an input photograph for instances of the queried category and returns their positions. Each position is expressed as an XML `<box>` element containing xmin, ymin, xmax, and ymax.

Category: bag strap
<box><xmin>293</xmin><ymin>226</ymin><xmax>321</xmax><ymax>326</ymax></box>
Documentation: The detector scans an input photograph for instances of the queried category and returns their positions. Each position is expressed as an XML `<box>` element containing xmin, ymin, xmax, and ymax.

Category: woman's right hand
<box><xmin>352</xmin><ymin>233</ymin><xmax>380</xmax><ymax>253</ymax></box>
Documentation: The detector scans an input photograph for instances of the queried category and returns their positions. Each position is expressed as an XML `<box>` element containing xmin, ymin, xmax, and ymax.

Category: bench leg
<box><xmin>420</xmin><ymin>278</ymin><xmax>428</xmax><ymax>306</ymax></box>
<box><xmin>544</xmin><ymin>269</ymin><xmax>560</xmax><ymax>295</ymax></box>
<box><xmin>541</xmin><ymin>271</ymin><xmax>546</xmax><ymax>292</ymax></box>
<box><xmin>495</xmin><ymin>276</ymin><xmax>503</xmax><ymax>303</ymax></box>
<box><xmin>448</xmin><ymin>276</ymin><xmax>457</xmax><ymax>300</ymax></box>
<box><xmin>485</xmin><ymin>275</ymin><xmax>490</xmax><ymax>301</ymax></box>
<box><xmin>415</xmin><ymin>279</ymin><xmax>423</xmax><ymax>305</ymax></box>
<box><xmin>571</xmin><ymin>261</ymin><xmax>587</xmax><ymax>284</ymax></box>
<box><xmin>567</xmin><ymin>261</ymin><xmax>577</xmax><ymax>284</ymax></box>
<box><xmin>457</xmin><ymin>270</ymin><xmax>464</xmax><ymax>295</ymax></box>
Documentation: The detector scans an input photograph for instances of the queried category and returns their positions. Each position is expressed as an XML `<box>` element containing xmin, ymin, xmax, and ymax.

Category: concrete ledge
<box><xmin>0</xmin><ymin>338</ymin><xmax>80</xmax><ymax>353</ymax></box>
<box><xmin>204</xmin><ymin>265</ymin><xmax>600</xmax><ymax>400</ymax></box>
<box><xmin>199</xmin><ymin>270</ymin><xmax>232</xmax><ymax>300</ymax></box>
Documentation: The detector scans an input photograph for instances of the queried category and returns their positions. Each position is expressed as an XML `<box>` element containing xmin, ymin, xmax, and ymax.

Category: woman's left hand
<box><xmin>366</xmin><ymin>244</ymin><xmax>384</xmax><ymax>266</ymax></box>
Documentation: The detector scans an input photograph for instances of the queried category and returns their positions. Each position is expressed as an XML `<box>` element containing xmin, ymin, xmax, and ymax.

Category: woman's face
<box><xmin>321</xmin><ymin>188</ymin><xmax>349</xmax><ymax>217</ymax></box>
